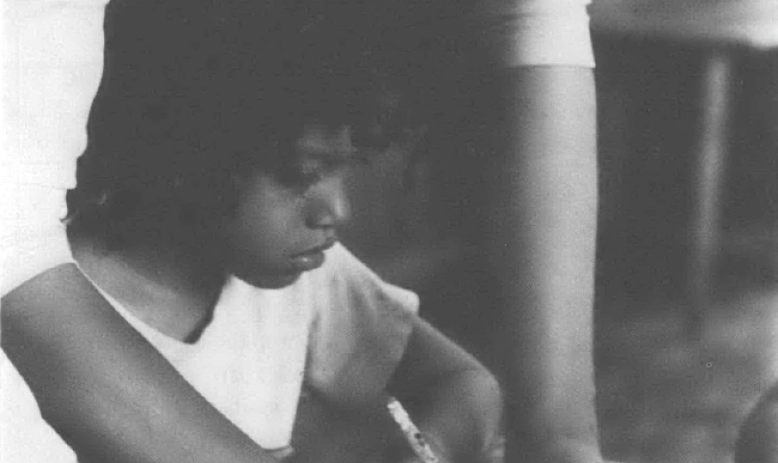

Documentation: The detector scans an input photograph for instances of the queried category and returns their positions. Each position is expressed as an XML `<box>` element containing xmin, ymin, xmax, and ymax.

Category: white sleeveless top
<box><xmin>90</xmin><ymin>275</ymin><xmax>313</xmax><ymax>452</ymax></box>
<box><xmin>2</xmin><ymin>244</ymin><xmax>418</xmax><ymax>459</ymax></box>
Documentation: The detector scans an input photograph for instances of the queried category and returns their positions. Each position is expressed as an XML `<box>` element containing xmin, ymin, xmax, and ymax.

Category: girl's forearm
<box><xmin>403</xmin><ymin>368</ymin><xmax>503</xmax><ymax>463</ymax></box>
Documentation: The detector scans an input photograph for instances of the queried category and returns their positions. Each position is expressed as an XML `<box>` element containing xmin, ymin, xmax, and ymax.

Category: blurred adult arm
<box><xmin>480</xmin><ymin>1</ymin><xmax>602</xmax><ymax>462</ymax></box>
<box><xmin>487</xmin><ymin>65</ymin><xmax>601</xmax><ymax>463</ymax></box>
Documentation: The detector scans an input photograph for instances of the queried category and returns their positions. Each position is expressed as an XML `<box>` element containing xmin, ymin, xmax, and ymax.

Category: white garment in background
<box><xmin>1</xmin><ymin>0</ymin><xmax>107</xmax><ymax>294</ymax></box>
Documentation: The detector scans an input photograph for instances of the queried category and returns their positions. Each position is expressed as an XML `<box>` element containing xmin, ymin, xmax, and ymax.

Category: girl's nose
<box><xmin>307</xmin><ymin>178</ymin><xmax>351</xmax><ymax>229</ymax></box>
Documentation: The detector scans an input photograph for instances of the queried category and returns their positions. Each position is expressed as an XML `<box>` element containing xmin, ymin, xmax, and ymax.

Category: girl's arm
<box><xmin>484</xmin><ymin>65</ymin><xmax>601</xmax><ymax>463</ymax></box>
<box><xmin>735</xmin><ymin>384</ymin><xmax>778</xmax><ymax>463</ymax></box>
<box><xmin>2</xmin><ymin>264</ymin><xmax>279</xmax><ymax>463</ymax></box>
<box><xmin>387</xmin><ymin>316</ymin><xmax>504</xmax><ymax>463</ymax></box>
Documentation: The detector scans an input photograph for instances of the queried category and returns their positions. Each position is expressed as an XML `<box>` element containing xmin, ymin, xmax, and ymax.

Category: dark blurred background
<box><xmin>590</xmin><ymin>34</ymin><xmax>778</xmax><ymax>463</ymax></box>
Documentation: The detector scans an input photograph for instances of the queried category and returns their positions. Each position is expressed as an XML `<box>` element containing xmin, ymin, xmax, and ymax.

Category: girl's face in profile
<box><xmin>221</xmin><ymin>124</ymin><xmax>358</xmax><ymax>288</ymax></box>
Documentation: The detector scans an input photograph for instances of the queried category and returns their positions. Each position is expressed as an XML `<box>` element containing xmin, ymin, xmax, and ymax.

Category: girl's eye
<box><xmin>295</xmin><ymin>169</ymin><xmax>323</xmax><ymax>188</ymax></box>
<box><xmin>282</xmin><ymin>160</ymin><xmax>325</xmax><ymax>190</ymax></box>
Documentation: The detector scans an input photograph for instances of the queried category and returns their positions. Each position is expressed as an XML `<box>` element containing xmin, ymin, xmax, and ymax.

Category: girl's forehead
<box><xmin>295</xmin><ymin>124</ymin><xmax>358</xmax><ymax>162</ymax></box>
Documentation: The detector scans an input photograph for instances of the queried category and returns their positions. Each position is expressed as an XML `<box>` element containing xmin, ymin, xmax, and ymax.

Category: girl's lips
<box><xmin>288</xmin><ymin>250</ymin><xmax>326</xmax><ymax>272</ymax></box>
<box><xmin>289</xmin><ymin>239</ymin><xmax>336</xmax><ymax>272</ymax></box>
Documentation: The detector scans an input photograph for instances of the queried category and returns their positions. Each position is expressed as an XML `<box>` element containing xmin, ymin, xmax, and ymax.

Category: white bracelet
<box><xmin>386</xmin><ymin>397</ymin><xmax>440</xmax><ymax>463</ymax></box>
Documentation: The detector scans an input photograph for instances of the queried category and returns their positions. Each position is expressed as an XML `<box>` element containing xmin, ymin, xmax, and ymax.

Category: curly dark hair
<box><xmin>66</xmin><ymin>0</ymin><xmax>469</xmax><ymax>249</ymax></box>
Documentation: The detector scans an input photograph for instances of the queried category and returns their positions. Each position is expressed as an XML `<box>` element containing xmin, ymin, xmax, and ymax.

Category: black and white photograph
<box><xmin>1</xmin><ymin>0</ymin><xmax>777</xmax><ymax>462</ymax></box>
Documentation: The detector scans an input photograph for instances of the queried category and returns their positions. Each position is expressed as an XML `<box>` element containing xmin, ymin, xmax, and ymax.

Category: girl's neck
<box><xmin>72</xmin><ymin>234</ymin><xmax>227</xmax><ymax>343</ymax></box>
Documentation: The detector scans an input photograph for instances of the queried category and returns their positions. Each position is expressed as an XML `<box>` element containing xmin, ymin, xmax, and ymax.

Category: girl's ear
<box><xmin>222</xmin><ymin>171</ymin><xmax>249</xmax><ymax>219</ymax></box>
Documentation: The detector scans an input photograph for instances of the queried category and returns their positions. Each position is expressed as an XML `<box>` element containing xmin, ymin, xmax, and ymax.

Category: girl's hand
<box><xmin>290</xmin><ymin>389</ymin><xmax>405</xmax><ymax>463</ymax></box>
<box><xmin>389</xmin><ymin>434</ymin><xmax>452</xmax><ymax>463</ymax></box>
<box><xmin>387</xmin><ymin>317</ymin><xmax>503</xmax><ymax>463</ymax></box>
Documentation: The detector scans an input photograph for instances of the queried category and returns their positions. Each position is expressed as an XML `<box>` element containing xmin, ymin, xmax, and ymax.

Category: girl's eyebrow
<box><xmin>304</xmin><ymin>150</ymin><xmax>370</xmax><ymax>171</ymax></box>
<box><xmin>294</xmin><ymin>142</ymin><xmax>364</xmax><ymax>166</ymax></box>
<box><xmin>293</xmin><ymin>125</ymin><xmax>370</xmax><ymax>166</ymax></box>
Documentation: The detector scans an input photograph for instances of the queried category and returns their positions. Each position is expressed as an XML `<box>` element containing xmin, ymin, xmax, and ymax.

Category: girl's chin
<box><xmin>243</xmin><ymin>271</ymin><xmax>302</xmax><ymax>289</ymax></box>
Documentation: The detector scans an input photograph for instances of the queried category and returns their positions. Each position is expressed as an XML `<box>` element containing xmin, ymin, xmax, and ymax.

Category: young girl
<box><xmin>5</xmin><ymin>0</ymin><xmax>503</xmax><ymax>461</ymax></box>
<box><xmin>2</xmin><ymin>0</ymin><xmax>602</xmax><ymax>462</ymax></box>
